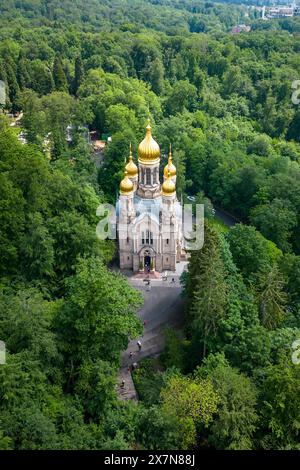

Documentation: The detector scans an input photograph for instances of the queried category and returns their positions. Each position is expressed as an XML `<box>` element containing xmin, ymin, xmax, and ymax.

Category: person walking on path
<box><xmin>137</xmin><ymin>340</ymin><xmax>142</xmax><ymax>351</ymax></box>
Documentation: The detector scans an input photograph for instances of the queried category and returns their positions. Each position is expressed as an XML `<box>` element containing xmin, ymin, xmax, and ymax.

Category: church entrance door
<box><xmin>144</xmin><ymin>255</ymin><xmax>151</xmax><ymax>272</ymax></box>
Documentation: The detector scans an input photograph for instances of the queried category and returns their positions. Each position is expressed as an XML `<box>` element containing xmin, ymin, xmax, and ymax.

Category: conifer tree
<box><xmin>16</xmin><ymin>52</ymin><xmax>30</xmax><ymax>90</ymax></box>
<box><xmin>187</xmin><ymin>222</ymin><xmax>228</xmax><ymax>358</ymax></box>
<box><xmin>52</xmin><ymin>56</ymin><xmax>68</xmax><ymax>92</ymax></box>
<box><xmin>0</xmin><ymin>61</ymin><xmax>7</xmax><ymax>110</ymax></box>
<box><xmin>5</xmin><ymin>61</ymin><xmax>21</xmax><ymax>113</ymax></box>
<box><xmin>257</xmin><ymin>264</ymin><xmax>287</xmax><ymax>329</ymax></box>
<box><xmin>73</xmin><ymin>56</ymin><xmax>84</xmax><ymax>96</ymax></box>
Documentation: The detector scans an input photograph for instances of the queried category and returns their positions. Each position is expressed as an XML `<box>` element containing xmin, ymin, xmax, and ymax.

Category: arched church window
<box><xmin>146</xmin><ymin>230</ymin><xmax>153</xmax><ymax>245</ymax></box>
<box><xmin>146</xmin><ymin>168</ymin><xmax>151</xmax><ymax>185</ymax></box>
<box><xmin>142</xmin><ymin>230</ymin><xmax>153</xmax><ymax>245</ymax></box>
<box><xmin>153</xmin><ymin>168</ymin><xmax>157</xmax><ymax>184</ymax></box>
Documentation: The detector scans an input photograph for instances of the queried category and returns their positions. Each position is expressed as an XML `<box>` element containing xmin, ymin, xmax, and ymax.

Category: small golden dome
<box><xmin>138</xmin><ymin>119</ymin><xmax>160</xmax><ymax>164</ymax></box>
<box><xmin>162</xmin><ymin>170</ymin><xmax>176</xmax><ymax>196</ymax></box>
<box><xmin>125</xmin><ymin>143</ymin><xmax>138</xmax><ymax>177</ymax></box>
<box><xmin>164</xmin><ymin>144</ymin><xmax>176</xmax><ymax>178</ymax></box>
<box><xmin>120</xmin><ymin>170</ymin><xmax>134</xmax><ymax>195</ymax></box>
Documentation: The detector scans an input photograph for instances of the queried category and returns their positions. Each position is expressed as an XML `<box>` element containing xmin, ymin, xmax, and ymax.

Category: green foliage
<box><xmin>198</xmin><ymin>353</ymin><xmax>258</xmax><ymax>450</ymax></box>
<box><xmin>256</xmin><ymin>264</ymin><xmax>288</xmax><ymax>330</ymax></box>
<box><xmin>259</xmin><ymin>357</ymin><xmax>300</xmax><ymax>449</ymax></box>
<box><xmin>250</xmin><ymin>199</ymin><xmax>297</xmax><ymax>253</ymax></box>
<box><xmin>0</xmin><ymin>102</ymin><xmax>141</xmax><ymax>450</ymax></box>
<box><xmin>72</xmin><ymin>56</ymin><xmax>84</xmax><ymax>96</ymax></box>
<box><xmin>53</xmin><ymin>56</ymin><xmax>68</xmax><ymax>92</ymax></box>
<box><xmin>1</xmin><ymin>0</ymin><xmax>300</xmax><ymax>452</ymax></box>
<box><xmin>184</xmin><ymin>222</ymin><xmax>227</xmax><ymax>360</ymax></box>
<box><xmin>160</xmin><ymin>328</ymin><xmax>187</xmax><ymax>372</ymax></box>
<box><xmin>136</xmin><ymin>405</ymin><xmax>183</xmax><ymax>450</ymax></box>
<box><xmin>0</xmin><ymin>288</ymin><xmax>59</xmax><ymax>366</ymax></box>
<box><xmin>55</xmin><ymin>257</ymin><xmax>143</xmax><ymax>368</ymax></box>
<box><xmin>132</xmin><ymin>359</ymin><xmax>166</xmax><ymax>405</ymax></box>
<box><xmin>165</xmin><ymin>80</ymin><xmax>197</xmax><ymax>115</ymax></box>
<box><xmin>0</xmin><ymin>430</ymin><xmax>12</xmax><ymax>450</ymax></box>
<box><xmin>74</xmin><ymin>359</ymin><xmax>117</xmax><ymax>418</ymax></box>
<box><xmin>226</xmin><ymin>224</ymin><xmax>281</xmax><ymax>281</ymax></box>
<box><xmin>280</xmin><ymin>254</ymin><xmax>300</xmax><ymax>315</ymax></box>
<box><xmin>0</xmin><ymin>128</ymin><xmax>113</xmax><ymax>284</ymax></box>
<box><xmin>160</xmin><ymin>372</ymin><xmax>219</xmax><ymax>448</ymax></box>
<box><xmin>194</xmin><ymin>191</ymin><xmax>214</xmax><ymax>220</ymax></box>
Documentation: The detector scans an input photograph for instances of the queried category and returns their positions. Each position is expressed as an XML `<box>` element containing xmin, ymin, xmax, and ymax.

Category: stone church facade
<box><xmin>117</xmin><ymin>120</ymin><xmax>184</xmax><ymax>273</ymax></box>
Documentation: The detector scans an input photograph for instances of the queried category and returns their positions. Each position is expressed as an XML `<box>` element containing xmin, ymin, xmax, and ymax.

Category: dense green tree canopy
<box><xmin>1</xmin><ymin>0</ymin><xmax>300</xmax><ymax>452</ymax></box>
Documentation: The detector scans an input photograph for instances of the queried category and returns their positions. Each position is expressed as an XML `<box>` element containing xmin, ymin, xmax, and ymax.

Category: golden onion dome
<box><xmin>164</xmin><ymin>144</ymin><xmax>176</xmax><ymax>178</ymax></box>
<box><xmin>125</xmin><ymin>143</ymin><xmax>138</xmax><ymax>177</ymax></box>
<box><xmin>162</xmin><ymin>170</ymin><xmax>176</xmax><ymax>197</ymax></box>
<box><xmin>120</xmin><ymin>170</ymin><xmax>134</xmax><ymax>195</ymax></box>
<box><xmin>138</xmin><ymin>119</ymin><xmax>160</xmax><ymax>164</ymax></box>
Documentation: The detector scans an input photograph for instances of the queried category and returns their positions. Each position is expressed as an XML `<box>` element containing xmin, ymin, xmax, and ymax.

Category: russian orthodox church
<box><xmin>116</xmin><ymin>120</ymin><xmax>185</xmax><ymax>273</ymax></box>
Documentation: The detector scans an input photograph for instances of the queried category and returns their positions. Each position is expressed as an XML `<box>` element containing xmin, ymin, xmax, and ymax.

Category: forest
<box><xmin>0</xmin><ymin>0</ymin><xmax>300</xmax><ymax>451</ymax></box>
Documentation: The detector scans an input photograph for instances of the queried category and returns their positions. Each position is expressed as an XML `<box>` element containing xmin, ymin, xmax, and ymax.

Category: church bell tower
<box><xmin>136</xmin><ymin>119</ymin><xmax>161</xmax><ymax>199</ymax></box>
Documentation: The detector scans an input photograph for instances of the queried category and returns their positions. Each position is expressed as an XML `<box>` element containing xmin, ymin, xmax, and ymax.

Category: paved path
<box><xmin>214</xmin><ymin>205</ymin><xmax>240</xmax><ymax>227</ymax></box>
<box><xmin>117</xmin><ymin>267</ymin><xmax>186</xmax><ymax>401</ymax></box>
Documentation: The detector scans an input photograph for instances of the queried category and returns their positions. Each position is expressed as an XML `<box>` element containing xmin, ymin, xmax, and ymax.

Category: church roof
<box><xmin>138</xmin><ymin>119</ymin><xmax>160</xmax><ymax>165</ymax></box>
